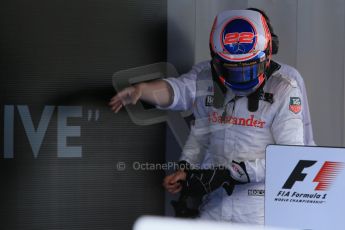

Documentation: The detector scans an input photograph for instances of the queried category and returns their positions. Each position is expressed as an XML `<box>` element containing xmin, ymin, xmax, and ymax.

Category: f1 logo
<box><xmin>282</xmin><ymin>160</ymin><xmax>344</xmax><ymax>191</ymax></box>
<box><xmin>282</xmin><ymin>160</ymin><xmax>316</xmax><ymax>189</ymax></box>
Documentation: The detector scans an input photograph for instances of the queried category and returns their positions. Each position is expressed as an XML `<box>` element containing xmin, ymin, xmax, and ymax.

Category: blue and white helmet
<box><xmin>210</xmin><ymin>10</ymin><xmax>272</xmax><ymax>95</ymax></box>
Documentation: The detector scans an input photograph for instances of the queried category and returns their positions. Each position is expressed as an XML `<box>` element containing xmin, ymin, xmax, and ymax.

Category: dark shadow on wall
<box><xmin>0</xmin><ymin>0</ymin><xmax>168</xmax><ymax>229</ymax></box>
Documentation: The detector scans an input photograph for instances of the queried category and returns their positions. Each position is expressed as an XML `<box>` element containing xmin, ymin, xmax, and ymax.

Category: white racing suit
<box><xmin>161</xmin><ymin>61</ymin><xmax>313</xmax><ymax>224</ymax></box>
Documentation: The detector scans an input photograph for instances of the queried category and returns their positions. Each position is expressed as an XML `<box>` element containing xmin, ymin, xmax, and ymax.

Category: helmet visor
<box><xmin>213</xmin><ymin>59</ymin><xmax>266</xmax><ymax>84</ymax></box>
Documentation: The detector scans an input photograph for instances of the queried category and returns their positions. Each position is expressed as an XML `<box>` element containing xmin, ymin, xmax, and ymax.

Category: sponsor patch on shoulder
<box><xmin>205</xmin><ymin>95</ymin><xmax>214</xmax><ymax>107</ymax></box>
<box><xmin>289</xmin><ymin>97</ymin><xmax>301</xmax><ymax>114</ymax></box>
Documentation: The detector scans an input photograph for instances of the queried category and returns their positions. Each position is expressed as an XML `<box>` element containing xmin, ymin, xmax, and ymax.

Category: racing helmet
<box><xmin>210</xmin><ymin>10</ymin><xmax>273</xmax><ymax>96</ymax></box>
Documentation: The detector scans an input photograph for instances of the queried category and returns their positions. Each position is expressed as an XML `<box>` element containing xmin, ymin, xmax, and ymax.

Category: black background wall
<box><xmin>0</xmin><ymin>0</ymin><xmax>167</xmax><ymax>229</ymax></box>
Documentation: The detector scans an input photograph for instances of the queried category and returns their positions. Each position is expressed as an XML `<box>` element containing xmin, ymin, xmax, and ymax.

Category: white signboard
<box><xmin>265</xmin><ymin>145</ymin><xmax>345</xmax><ymax>230</ymax></box>
<box><xmin>134</xmin><ymin>216</ymin><xmax>292</xmax><ymax>230</ymax></box>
